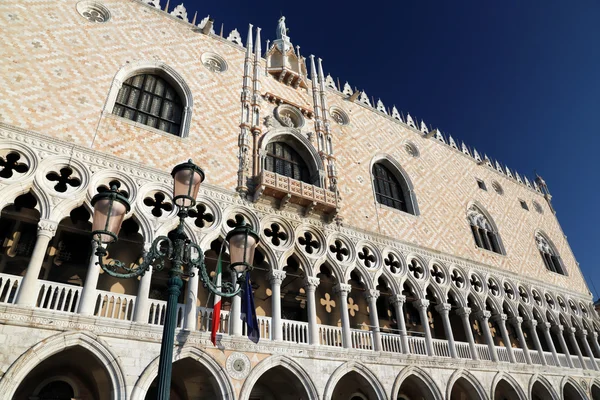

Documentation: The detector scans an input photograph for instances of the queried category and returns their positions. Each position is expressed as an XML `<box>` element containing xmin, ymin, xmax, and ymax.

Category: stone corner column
<box><xmin>78</xmin><ymin>241</ymin><xmax>100</xmax><ymax>316</ymax></box>
<box><xmin>591</xmin><ymin>332</ymin><xmax>600</xmax><ymax>359</ymax></box>
<box><xmin>268</xmin><ymin>269</ymin><xmax>286</xmax><ymax>341</ymax></box>
<box><xmin>390</xmin><ymin>294</ymin><xmax>409</xmax><ymax>354</ymax></box>
<box><xmin>334</xmin><ymin>283</ymin><xmax>352</xmax><ymax>349</ymax></box>
<box><xmin>304</xmin><ymin>276</ymin><xmax>320</xmax><ymax>346</ymax></box>
<box><xmin>413</xmin><ymin>298</ymin><xmax>434</xmax><ymax>356</ymax></box>
<box><xmin>475</xmin><ymin>310</ymin><xmax>498</xmax><ymax>362</ymax></box>
<box><xmin>435</xmin><ymin>302</ymin><xmax>457</xmax><ymax>358</ymax></box>
<box><xmin>567</xmin><ymin>327</ymin><xmax>586</xmax><ymax>369</ymax></box>
<box><xmin>522</xmin><ymin>319</ymin><xmax>543</xmax><ymax>365</ymax></box>
<box><xmin>457</xmin><ymin>307</ymin><xmax>478</xmax><ymax>360</ymax></box>
<box><xmin>542</xmin><ymin>322</ymin><xmax>560</xmax><ymax>366</ymax></box>
<box><xmin>15</xmin><ymin>219</ymin><xmax>58</xmax><ymax>307</ymax></box>
<box><xmin>133</xmin><ymin>243</ymin><xmax>153</xmax><ymax>324</ymax></box>
<box><xmin>364</xmin><ymin>289</ymin><xmax>382</xmax><ymax>351</ymax></box>
<box><xmin>492</xmin><ymin>313</ymin><xmax>516</xmax><ymax>363</ymax></box>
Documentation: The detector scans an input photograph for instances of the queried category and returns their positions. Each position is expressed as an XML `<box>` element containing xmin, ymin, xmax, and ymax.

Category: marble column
<box><xmin>230</xmin><ymin>280</ymin><xmax>243</xmax><ymax>336</ymax></box>
<box><xmin>475</xmin><ymin>310</ymin><xmax>498</xmax><ymax>362</ymax></box>
<box><xmin>16</xmin><ymin>220</ymin><xmax>58</xmax><ymax>307</ymax></box>
<box><xmin>183</xmin><ymin>263</ymin><xmax>199</xmax><ymax>331</ymax></box>
<box><xmin>414</xmin><ymin>299</ymin><xmax>434</xmax><ymax>356</ymax></box>
<box><xmin>553</xmin><ymin>325</ymin><xmax>574</xmax><ymax>368</ymax></box>
<box><xmin>510</xmin><ymin>316</ymin><xmax>531</xmax><ymax>364</ymax></box>
<box><xmin>334</xmin><ymin>283</ymin><xmax>352</xmax><ymax>348</ymax></box>
<box><xmin>566</xmin><ymin>327</ymin><xmax>586</xmax><ymax>369</ymax></box>
<box><xmin>132</xmin><ymin>243</ymin><xmax>153</xmax><ymax>323</ymax></box>
<box><xmin>390</xmin><ymin>294</ymin><xmax>409</xmax><ymax>354</ymax></box>
<box><xmin>457</xmin><ymin>307</ymin><xmax>478</xmax><ymax>360</ymax></box>
<box><xmin>435</xmin><ymin>303</ymin><xmax>457</xmax><ymax>358</ymax></box>
<box><xmin>592</xmin><ymin>332</ymin><xmax>600</xmax><ymax>359</ymax></box>
<box><xmin>542</xmin><ymin>322</ymin><xmax>560</xmax><ymax>366</ymax></box>
<box><xmin>578</xmin><ymin>330</ymin><xmax>599</xmax><ymax>371</ymax></box>
<box><xmin>78</xmin><ymin>241</ymin><xmax>100</xmax><ymax>316</ymax></box>
<box><xmin>493</xmin><ymin>314</ymin><xmax>516</xmax><ymax>363</ymax></box>
<box><xmin>304</xmin><ymin>276</ymin><xmax>320</xmax><ymax>346</ymax></box>
<box><xmin>269</xmin><ymin>270</ymin><xmax>286</xmax><ymax>341</ymax></box>
<box><xmin>524</xmin><ymin>319</ymin><xmax>545</xmax><ymax>365</ymax></box>
<box><xmin>365</xmin><ymin>289</ymin><xmax>382</xmax><ymax>351</ymax></box>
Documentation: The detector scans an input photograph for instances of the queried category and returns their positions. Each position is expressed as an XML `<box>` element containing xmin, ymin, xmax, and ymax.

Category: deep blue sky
<box><xmin>180</xmin><ymin>0</ymin><xmax>600</xmax><ymax>296</ymax></box>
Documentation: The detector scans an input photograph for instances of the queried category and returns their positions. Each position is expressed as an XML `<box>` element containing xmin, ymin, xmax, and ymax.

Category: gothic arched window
<box><xmin>265</xmin><ymin>142</ymin><xmax>311</xmax><ymax>184</ymax></box>
<box><xmin>372</xmin><ymin>163</ymin><xmax>408</xmax><ymax>212</ymax></box>
<box><xmin>535</xmin><ymin>232</ymin><xmax>565</xmax><ymax>275</ymax></box>
<box><xmin>113</xmin><ymin>74</ymin><xmax>183</xmax><ymax>136</ymax></box>
<box><xmin>467</xmin><ymin>205</ymin><xmax>503</xmax><ymax>254</ymax></box>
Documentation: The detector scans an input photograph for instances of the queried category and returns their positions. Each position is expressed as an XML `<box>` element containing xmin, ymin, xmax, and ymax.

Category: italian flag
<box><xmin>210</xmin><ymin>257</ymin><xmax>222</xmax><ymax>346</ymax></box>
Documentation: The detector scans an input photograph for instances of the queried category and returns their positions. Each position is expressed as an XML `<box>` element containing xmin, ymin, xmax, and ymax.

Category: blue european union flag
<box><xmin>241</xmin><ymin>273</ymin><xmax>259</xmax><ymax>343</ymax></box>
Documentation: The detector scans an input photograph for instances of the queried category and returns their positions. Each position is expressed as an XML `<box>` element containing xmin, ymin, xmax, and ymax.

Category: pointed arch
<box><xmin>562</xmin><ymin>376</ymin><xmax>589</xmax><ymax>400</ymax></box>
<box><xmin>105</xmin><ymin>60</ymin><xmax>193</xmax><ymax>138</ymax></box>
<box><xmin>529</xmin><ymin>375</ymin><xmax>560</xmax><ymax>400</ymax></box>
<box><xmin>467</xmin><ymin>202</ymin><xmax>505</xmax><ymax>255</ymax></box>
<box><xmin>447</xmin><ymin>369</ymin><xmax>488</xmax><ymax>400</ymax></box>
<box><xmin>324</xmin><ymin>361</ymin><xmax>386</xmax><ymax>400</ymax></box>
<box><xmin>491</xmin><ymin>373</ymin><xmax>527</xmax><ymax>400</ymax></box>
<box><xmin>535</xmin><ymin>230</ymin><xmax>566</xmax><ymax>275</ymax></box>
<box><xmin>0</xmin><ymin>331</ymin><xmax>127</xmax><ymax>400</ymax></box>
<box><xmin>239</xmin><ymin>355</ymin><xmax>318</xmax><ymax>400</ymax></box>
<box><xmin>369</xmin><ymin>153</ymin><xmax>419</xmax><ymax>215</ymax></box>
<box><xmin>131</xmin><ymin>346</ymin><xmax>234</xmax><ymax>400</ymax></box>
<box><xmin>392</xmin><ymin>366</ymin><xmax>443</xmax><ymax>400</ymax></box>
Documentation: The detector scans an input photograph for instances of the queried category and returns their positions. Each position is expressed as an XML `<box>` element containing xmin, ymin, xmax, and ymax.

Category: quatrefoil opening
<box><xmin>451</xmin><ymin>269</ymin><xmax>465</xmax><ymax>288</ymax></box>
<box><xmin>518</xmin><ymin>286</ymin><xmax>529</xmax><ymax>303</ymax></box>
<box><xmin>430</xmin><ymin>264</ymin><xmax>445</xmax><ymax>284</ymax></box>
<box><xmin>46</xmin><ymin>167</ymin><xmax>81</xmax><ymax>193</ymax></box>
<box><xmin>264</xmin><ymin>223</ymin><xmax>288</xmax><ymax>246</ymax></box>
<box><xmin>408</xmin><ymin>259</ymin><xmax>424</xmax><ymax>279</ymax></box>
<box><xmin>143</xmin><ymin>192</ymin><xmax>173</xmax><ymax>218</ymax></box>
<box><xmin>545</xmin><ymin>294</ymin><xmax>555</xmax><ymax>309</ymax></box>
<box><xmin>358</xmin><ymin>247</ymin><xmax>376</xmax><ymax>268</ymax></box>
<box><xmin>384</xmin><ymin>253</ymin><xmax>401</xmax><ymax>274</ymax></box>
<box><xmin>0</xmin><ymin>152</ymin><xmax>29</xmax><ymax>179</ymax></box>
<box><xmin>470</xmin><ymin>274</ymin><xmax>483</xmax><ymax>292</ymax></box>
<box><xmin>329</xmin><ymin>240</ymin><xmax>349</xmax><ymax>262</ymax></box>
<box><xmin>503</xmin><ymin>283</ymin><xmax>515</xmax><ymax>299</ymax></box>
<box><xmin>532</xmin><ymin>290</ymin><xmax>542</xmax><ymax>305</ymax></box>
<box><xmin>298</xmin><ymin>232</ymin><xmax>319</xmax><ymax>254</ymax></box>
<box><xmin>97</xmin><ymin>180</ymin><xmax>129</xmax><ymax>198</ymax></box>
<box><xmin>227</xmin><ymin>213</ymin><xmax>248</xmax><ymax>228</ymax></box>
<box><xmin>488</xmin><ymin>279</ymin><xmax>500</xmax><ymax>296</ymax></box>
<box><xmin>188</xmin><ymin>203</ymin><xmax>215</xmax><ymax>228</ymax></box>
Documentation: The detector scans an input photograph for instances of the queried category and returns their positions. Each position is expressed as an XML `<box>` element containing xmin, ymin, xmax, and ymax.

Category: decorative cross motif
<box><xmin>519</xmin><ymin>287</ymin><xmax>529</xmax><ymax>303</ymax></box>
<box><xmin>143</xmin><ymin>192</ymin><xmax>173</xmax><ymax>218</ymax></box>
<box><xmin>329</xmin><ymin>240</ymin><xmax>349</xmax><ymax>261</ymax></box>
<box><xmin>532</xmin><ymin>290</ymin><xmax>542</xmax><ymax>305</ymax></box>
<box><xmin>430</xmin><ymin>264</ymin><xmax>445</xmax><ymax>284</ymax></box>
<box><xmin>347</xmin><ymin>296</ymin><xmax>359</xmax><ymax>317</ymax></box>
<box><xmin>98</xmin><ymin>180</ymin><xmax>129</xmax><ymax>198</ymax></box>
<box><xmin>384</xmin><ymin>253</ymin><xmax>401</xmax><ymax>274</ymax></box>
<box><xmin>298</xmin><ymin>232</ymin><xmax>319</xmax><ymax>254</ymax></box>
<box><xmin>227</xmin><ymin>214</ymin><xmax>247</xmax><ymax>228</ymax></box>
<box><xmin>451</xmin><ymin>269</ymin><xmax>465</xmax><ymax>288</ymax></box>
<box><xmin>83</xmin><ymin>9</ymin><xmax>106</xmax><ymax>22</ymax></box>
<box><xmin>488</xmin><ymin>279</ymin><xmax>499</xmax><ymax>296</ymax></box>
<box><xmin>188</xmin><ymin>203</ymin><xmax>214</xmax><ymax>228</ymax></box>
<box><xmin>470</xmin><ymin>274</ymin><xmax>483</xmax><ymax>292</ymax></box>
<box><xmin>0</xmin><ymin>152</ymin><xmax>29</xmax><ymax>179</ymax></box>
<box><xmin>264</xmin><ymin>223</ymin><xmax>288</xmax><ymax>246</ymax></box>
<box><xmin>503</xmin><ymin>283</ymin><xmax>515</xmax><ymax>299</ymax></box>
<box><xmin>320</xmin><ymin>292</ymin><xmax>336</xmax><ymax>313</ymax></box>
<box><xmin>46</xmin><ymin>167</ymin><xmax>81</xmax><ymax>193</ymax></box>
<box><xmin>358</xmin><ymin>247</ymin><xmax>376</xmax><ymax>268</ymax></box>
<box><xmin>408</xmin><ymin>259</ymin><xmax>424</xmax><ymax>279</ymax></box>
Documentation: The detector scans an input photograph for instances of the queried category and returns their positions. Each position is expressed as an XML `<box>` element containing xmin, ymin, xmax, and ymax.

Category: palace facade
<box><xmin>0</xmin><ymin>1</ymin><xmax>599</xmax><ymax>399</ymax></box>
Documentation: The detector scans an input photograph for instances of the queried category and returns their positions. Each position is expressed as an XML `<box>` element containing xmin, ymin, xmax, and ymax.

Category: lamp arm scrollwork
<box><xmin>187</xmin><ymin>242</ymin><xmax>242</xmax><ymax>298</ymax></box>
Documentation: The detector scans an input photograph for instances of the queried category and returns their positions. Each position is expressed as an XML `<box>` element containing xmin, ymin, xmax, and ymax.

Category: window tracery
<box><xmin>535</xmin><ymin>232</ymin><xmax>565</xmax><ymax>275</ymax></box>
<box><xmin>467</xmin><ymin>205</ymin><xmax>503</xmax><ymax>254</ymax></box>
<box><xmin>265</xmin><ymin>142</ymin><xmax>311</xmax><ymax>184</ymax></box>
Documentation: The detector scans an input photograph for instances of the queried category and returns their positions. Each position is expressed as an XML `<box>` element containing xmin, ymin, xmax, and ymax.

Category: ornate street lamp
<box><xmin>90</xmin><ymin>159</ymin><xmax>259</xmax><ymax>400</ymax></box>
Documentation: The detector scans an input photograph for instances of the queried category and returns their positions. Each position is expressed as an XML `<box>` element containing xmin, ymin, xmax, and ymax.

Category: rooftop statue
<box><xmin>276</xmin><ymin>16</ymin><xmax>288</xmax><ymax>40</ymax></box>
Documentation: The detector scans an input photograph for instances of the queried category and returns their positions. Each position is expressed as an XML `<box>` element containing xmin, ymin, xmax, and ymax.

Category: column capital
<box><xmin>457</xmin><ymin>307</ymin><xmax>472</xmax><ymax>317</ymax></box>
<box><xmin>304</xmin><ymin>276</ymin><xmax>320</xmax><ymax>289</ymax></box>
<box><xmin>523</xmin><ymin>319</ymin><xmax>537</xmax><ymax>328</ymax></box>
<box><xmin>567</xmin><ymin>327</ymin><xmax>577</xmax><ymax>335</ymax></box>
<box><xmin>491</xmin><ymin>313</ymin><xmax>508</xmax><ymax>323</ymax></box>
<box><xmin>364</xmin><ymin>289</ymin><xmax>380</xmax><ymax>301</ymax></box>
<box><xmin>543</xmin><ymin>322</ymin><xmax>552</xmax><ymax>330</ymax></box>
<box><xmin>474</xmin><ymin>310</ymin><xmax>491</xmax><ymax>321</ymax></box>
<box><xmin>509</xmin><ymin>316</ymin><xmax>523</xmax><ymax>326</ymax></box>
<box><xmin>593</xmin><ymin>332</ymin><xmax>599</xmax><ymax>339</ymax></box>
<box><xmin>551</xmin><ymin>324</ymin><xmax>564</xmax><ymax>333</ymax></box>
<box><xmin>577</xmin><ymin>329</ymin><xmax>588</xmax><ymax>338</ymax></box>
<box><xmin>435</xmin><ymin>303</ymin><xmax>452</xmax><ymax>313</ymax></box>
<box><xmin>37</xmin><ymin>219</ymin><xmax>58</xmax><ymax>237</ymax></box>
<box><xmin>413</xmin><ymin>299</ymin><xmax>429</xmax><ymax>309</ymax></box>
<box><xmin>390</xmin><ymin>294</ymin><xmax>406</xmax><ymax>306</ymax></box>
<box><xmin>268</xmin><ymin>269</ymin><xmax>286</xmax><ymax>285</ymax></box>
<box><xmin>334</xmin><ymin>283</ymin><xmax>352</xmax><ymax>295</ymax></box>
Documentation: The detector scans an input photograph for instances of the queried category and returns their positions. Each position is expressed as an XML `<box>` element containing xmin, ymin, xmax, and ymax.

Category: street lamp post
<box><xmin>90</xmin><ymin>160</ymin><xmax>259</xmax><ymax>400</ymax></box>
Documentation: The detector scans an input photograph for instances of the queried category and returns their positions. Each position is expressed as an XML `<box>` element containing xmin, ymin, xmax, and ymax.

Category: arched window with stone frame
<box><xmin>467</xmin><ymin>204</ymin><xmax>505</xmax><ymax>255</ymax></box>
<box><xmin>105</xmin><ymin>61</ymin><xmax>193</xmax><ymax>138</ymax></box>
<box><xmin>369</xmin><ymin>156</ymin><xmax>419</xmax><ymax>215</ymax></box>
<box><xmin>535</xmin><ymin>231</ymin><xmax>566</xmax><ymax>275</ymax></box>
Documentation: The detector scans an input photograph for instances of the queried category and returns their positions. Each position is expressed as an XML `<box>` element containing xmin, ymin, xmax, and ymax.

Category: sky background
<box><xmin>180</xmin><ymin>0</ymin><xmax>600</xmax><ymax>295</ymax></box>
